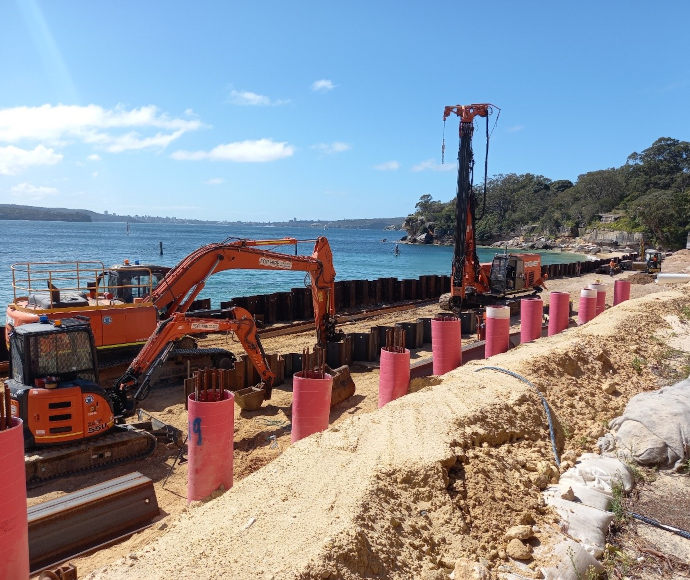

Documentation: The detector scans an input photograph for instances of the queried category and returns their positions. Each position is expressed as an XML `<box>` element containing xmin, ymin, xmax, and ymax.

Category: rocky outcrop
<box><xmin>488</xmin><ymin>235</ymin><xmax>638</xmax><ymax>256</ymax></box>
<box><xmin>581</xmin><ymin>229</ymin><xmax>643</xmax><ymax>246</ymax></box>
<box><xmin>412</xmin><ymin>232</ymin><xmax>434</xmax><ymax>244</ymax></box>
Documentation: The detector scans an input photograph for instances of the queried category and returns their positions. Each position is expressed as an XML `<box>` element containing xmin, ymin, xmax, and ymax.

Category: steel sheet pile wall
<box><xmin>205</xmin><ymin>254</ymin><xmax>637</xmax><ymax>390</ymax></box>
<box><xmin>216</xmin><ymin>254</ymin><xmax>636</xmax><ymax>326</ymax></box>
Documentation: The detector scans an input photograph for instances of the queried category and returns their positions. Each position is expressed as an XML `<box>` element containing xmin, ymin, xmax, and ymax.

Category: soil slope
<box><xmin>83</xmin><ymin>258</ymin><xmax>690</xmax><ymax>579</ymax></box>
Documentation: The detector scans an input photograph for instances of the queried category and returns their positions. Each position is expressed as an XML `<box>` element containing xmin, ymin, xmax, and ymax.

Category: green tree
<box><xmin>626</xmin><ymin>137</ymin><xmax>690</xmax><ymax>192</ymax></box>
<box><xmin>568</xmin><ymin>168</ymin><xmax>626</xmax><ymax>225</ymax></box>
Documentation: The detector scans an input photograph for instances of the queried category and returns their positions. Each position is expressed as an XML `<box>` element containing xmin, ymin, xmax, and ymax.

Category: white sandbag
<box><xmin>560</xmin><ymin>482</ymin><xmax>612</xmax><ymax>511</ymax></box>
<box><xmin>607</xmin><ymin>378</ymin><xmax>690</xmax><ymax>470</ymax></box>
<box><xmin>562</xmin><ymin>453</ymin><xmax>633</xmax><ymax>492</ymax></box>
<box><xmin>540</xmin><ymin>538</ymin><xmax>604</xmax><ymax>580</ymax></box>
<box><xmin>544</xmin><ymin>496</ymin><xmax>613</xmax><ymax>557</ymax></box>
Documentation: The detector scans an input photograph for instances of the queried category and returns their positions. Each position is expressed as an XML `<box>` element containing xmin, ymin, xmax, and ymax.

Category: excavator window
<box><xmin>489</xmin><ymin>255</ymin><xmax>509</xmax><ymax>294</ymax></box>
<box><xmin>105</xmin><ymin>267</ymin><xmax>169</xmax><ymax>302</ymax></box>
<box><xmin>27</xmin><ymin>330</ymin><xmax>97</xmax><ymax>384</ymax></box>
<box><xmin>10</xmin><ymin>333</ymin><xmax>25</xmax><ymax>384</ymax></box>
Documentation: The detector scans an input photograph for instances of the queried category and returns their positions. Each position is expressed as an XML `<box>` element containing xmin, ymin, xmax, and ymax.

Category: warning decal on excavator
<box><xmin>258</xmin><ymin>257</ymin><xmax>293</xmax><ymax>270</ymax></box>
<box><xmin>191</xmin><ymin>322</ymin><xmax>221</xmax><ymax>331</ymax></box>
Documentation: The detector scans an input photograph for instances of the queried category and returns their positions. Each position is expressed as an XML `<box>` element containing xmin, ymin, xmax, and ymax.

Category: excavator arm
<box><xmin>148</xmin><ymin>237</ymin><xmax>337</xmax><ymax>347</ymax></box>
<box><xmin>111</xmin><ymin>307</ymin><xmax>275</xmax><ymax>418</ymax></box>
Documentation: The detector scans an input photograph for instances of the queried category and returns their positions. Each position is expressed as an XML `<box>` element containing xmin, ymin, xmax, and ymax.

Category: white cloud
<box><xmin>10</xmin><ymin>182</ymin><xmax>59</xmax><ymax>202</ymax></box>
<box><xmin>411</xmin><ymin>159</ymin><xmax>455</xmax><ymax>172</ymax></box>
<box><xmin>91</xmin><ymin>171</ymin><xmax>99</xmax><ymax>177</ymax></box>
<box><xmin>228</xmin><ymin>90</ymin><xmax>288</xmax><ymax>106</ymax></box>
<box><xmin>374</xmin><ymin>161</ymin><xmax>400</xmax><ymax>171</ymax></box>
<box><xmin>311</xmin><ymin>79</ymin><xmax>335</xmax><ymax>92</ymax></box>
<box><xmin>87</xmin><ymin>153</ymin><xmax>101</xmax><ymax>161</ymax></box>
<box><xmin>0</xmin><ymin>144</ymin><xmax>63</xmax><ymax>175</ymax></box>
<box><xmin>172</xmin><ymin>139</ymin><xmax>294</xmax><ymax>163</ymax></box>
<box><xmin>0</xmin><ymin>104</ymin><xmax>201</xmax><ymax>152</ymax></box>
<box><xmin>204</xmin><ymin>177</ymin><xmax>225</xmax><ymax>185</ymax></box>
<box><xmin>506</xmin><ymin>125</ymin><xmax>524</xmax><ymax>133</ymax></box>
<box><xmin>99</xmin><ymin>129</ymin><xmax>187</xmax><ymax>153</ymax></box>
<box><xmin>311</xmin><ymin>142</ymin><xmax>351</xmax><ymax>155</ymax></box>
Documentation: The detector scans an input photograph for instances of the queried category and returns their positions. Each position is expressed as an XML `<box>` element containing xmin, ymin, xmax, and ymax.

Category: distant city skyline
<box><xmin>1</xmin><ymin>1</ymin><xmax>688</xmax><ymax>221</ymax></box>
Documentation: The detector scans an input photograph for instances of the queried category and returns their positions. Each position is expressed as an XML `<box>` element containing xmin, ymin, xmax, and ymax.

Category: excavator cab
<box><xmin>6</xmin><ymin>318</ymin><xmax>116</xmax><ymax>448</ymax></box>
<box><xmin>103</xmin><ymin>264</ymin><xmax>170</xmax><ymax>303</ymax></box>
<box><xmin>489</xmin><ymin>254</ymin><xmax>528</xmax><ymax>295</ymax></box>
<box><xmin>489</xmin><ymin>255</ymin><xmax>513</xmax><ymax>294</ymax></box>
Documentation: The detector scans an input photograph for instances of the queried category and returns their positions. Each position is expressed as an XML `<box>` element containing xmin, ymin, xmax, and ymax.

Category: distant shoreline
<box><xmin>0</xmin><ymin>204</ymin><xmax>404</xmax><ymax>230</ymax></box>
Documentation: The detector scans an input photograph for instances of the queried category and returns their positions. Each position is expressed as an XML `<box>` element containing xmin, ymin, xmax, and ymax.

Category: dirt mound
<box><xmin>661</xmin><ymin>249</ymin><xmax>690</xmax><ymax>273</ymax></box>
<box><xmin>628</xmin><ymin>272</ymin><xmax>655</xmax><ymax>284</ymax></box>
<box><xmin>86</xmin><ymin>284</ymin><xmax>690</xmax><ymax>580</ymax></box>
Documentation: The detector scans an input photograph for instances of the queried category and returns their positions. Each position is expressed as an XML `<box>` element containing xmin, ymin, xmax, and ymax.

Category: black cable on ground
<box><xmin>629</xmin><ymin>511</ymin><xmax>690</xmax><ymax>540</ymax></box>
<box><xmin>475</xmin><ymin>366</ymin><xmax>560</xmax><ymax>467</ymax></box>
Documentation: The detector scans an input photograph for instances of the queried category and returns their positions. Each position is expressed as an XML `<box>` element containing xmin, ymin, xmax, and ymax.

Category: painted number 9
<box><xmin>192</xmin><ymin>417</ymin><xmax>202</xmax><ymax>446</ymax></box>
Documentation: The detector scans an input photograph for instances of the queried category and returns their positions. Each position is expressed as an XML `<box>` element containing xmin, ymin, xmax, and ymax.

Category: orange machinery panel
<box><xmin>97</xmin><ymin>305</ymin><xmax>158</xmax><ymax>348</ymax></box>
<box><xmin>514</xmin><ymin>253</ymin><xmax>542</xmax><ymax>288</ymax></box>
<box><xmin>44</xmin><ymin>304</ymin><xmax>158</xmax><ymax>349</ymax></box>
<box><xmin>27</xmin><ymin>387</ymin><xmax>114</xmax><ymax>445</ymax></box>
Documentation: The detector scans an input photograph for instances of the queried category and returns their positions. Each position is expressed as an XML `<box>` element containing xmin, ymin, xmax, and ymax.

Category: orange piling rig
<box><xmin>442</xmin><ymin>104</ymin><xmax>546</xmax><ymax>311</ymax></box>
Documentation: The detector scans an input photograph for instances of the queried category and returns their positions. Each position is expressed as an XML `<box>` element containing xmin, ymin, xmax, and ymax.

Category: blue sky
<box><xmin>1</xmin><ymin>1</ymin><xmax>688</xmax><ymax>222</ymax></box>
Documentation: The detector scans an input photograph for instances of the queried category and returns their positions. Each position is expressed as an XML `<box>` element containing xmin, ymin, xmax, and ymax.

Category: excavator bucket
<box><xmin>234</xmin><ymin>385</ymin><xmax>266</xmax><ymax>411</ymax></box>
<box><xmin>326</xmin><ymin>365</ymin><xmax>356</xmax><ymax>407</ymax></box>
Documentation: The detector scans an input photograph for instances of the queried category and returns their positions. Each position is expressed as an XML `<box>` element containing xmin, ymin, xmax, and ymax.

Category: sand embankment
<box><xmin>86</xmin><ymin>274</ymin><xmax>690</xmax><ymax>579</ymax></box>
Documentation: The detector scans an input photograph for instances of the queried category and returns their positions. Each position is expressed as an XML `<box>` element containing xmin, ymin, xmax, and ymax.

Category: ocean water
<box><xmin>0</xmin><ymin>220</ymin><xmax>584</xmax><ymax>321</ymax></box>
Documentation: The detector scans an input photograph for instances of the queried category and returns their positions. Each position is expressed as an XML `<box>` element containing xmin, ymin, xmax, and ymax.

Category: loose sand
<box><xmin>28</xmin><ymin>250</ymin><xmax>690</xmax><ymax>578</ymax></box>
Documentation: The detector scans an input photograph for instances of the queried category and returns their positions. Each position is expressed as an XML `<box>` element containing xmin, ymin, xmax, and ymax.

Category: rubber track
<box><xmin>25</xmin><ymin>427</ymin><xmax>157</xmax><ymax>488</ymax></box>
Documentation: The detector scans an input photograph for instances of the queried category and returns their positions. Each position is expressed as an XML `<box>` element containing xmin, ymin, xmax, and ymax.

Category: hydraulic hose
<box><xmin>629</xmin><ymin>511</ymin><xmax>690</xmax><ymax>540</ymax></box>
<box><xmin>475</xmin><ymin>366</ymin><xmax>560</xmax><ymax>466</ymax></box>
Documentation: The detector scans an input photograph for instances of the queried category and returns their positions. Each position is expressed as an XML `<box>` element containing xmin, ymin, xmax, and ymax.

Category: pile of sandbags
<box><xmin>599</xmin><ymin>377</ymin><xmax>690</xmax><ymax>470</ymax></box>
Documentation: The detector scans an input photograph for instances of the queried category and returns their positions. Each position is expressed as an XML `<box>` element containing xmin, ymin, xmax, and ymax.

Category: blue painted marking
<box><xmin>192</xmin><ymin>417</ymin><xmax>202</xmax><ymax>445</ymax></box>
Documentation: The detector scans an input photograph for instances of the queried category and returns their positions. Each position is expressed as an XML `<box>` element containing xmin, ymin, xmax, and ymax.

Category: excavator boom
<box><xmin>149</xmin><ymin>236</ymin><xmax>336</xmax><ymax>346</ymax></box>
<box><xmin>113</xmin><ymin>308</ymin><xmax>275</xmax><ymax>417</ymax></box>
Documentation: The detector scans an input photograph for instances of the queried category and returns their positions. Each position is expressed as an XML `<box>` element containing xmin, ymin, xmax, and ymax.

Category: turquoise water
<box><xmin>0</xmin><ymin>220</ymin><xmax>584</xmax><ymax>321</ymax></box>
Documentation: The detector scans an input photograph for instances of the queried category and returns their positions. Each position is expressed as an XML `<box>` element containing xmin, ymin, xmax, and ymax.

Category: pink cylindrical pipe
<box><xmin>187</xmin><ymin>390</ymin><xmax>234</xmax><ymax>502</ymax></box>
<box><xmin>587</xmin><ymin>283</ymin><xmax>607</xmax><ymax>316</ymax></box>
<box><xmin>520</xmin><ymin>298</ymin><xmax>543</xmax><ymax>343</ymax></box>
<box><xmin>431</xmin><ymin>316</ymin><xmax>462</xmax><ymax>375</ymax></box>
<box><xmin>291</xmin><ymin>372</ymin><xmax>333</xmax><ymax>443</ymax></box>
<box><xmin>378</xmin><ymin>348</ymin><xmax>410</xmax><ymax>408</ymax></box>
<box><xmin>613</xmin><ymin>280</ymin><xmax>631</xmax><ymax>305</ymax></box>
<box><xmin>548</xmin><ymin>291</ymin><xmax>570</xmax><ymax>336</ymax></box>
<box><xmin>485</xmin><ymin>306</ymin><xmax>510</xmax><ymax>357</ymax></box>
<box><xmin>0</xmin><ymin>418</ymin><xmax>29</xmax><ymax>579</ymax></box>
<box><xmin>578</xmin><ymin>288</ymin><xmax>597</xmax><ymax>325</ymax></box>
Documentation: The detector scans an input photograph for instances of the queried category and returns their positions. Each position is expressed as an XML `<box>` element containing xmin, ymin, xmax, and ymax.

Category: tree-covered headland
<box><xmin>403</xmin><ymin>138</ymin><xmax>690</xmax><ymax>250</ymax></box>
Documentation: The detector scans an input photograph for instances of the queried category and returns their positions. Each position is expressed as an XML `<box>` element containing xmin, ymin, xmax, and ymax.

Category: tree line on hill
<box><xmin>403</xmin><ymin>137</ymin><xmax>690</xmax><ymax>249</ymax></box>
<box><xmin>0</xmin><ymin>204</ymin><xmax>404</xmax><ymax>231</ymax></box>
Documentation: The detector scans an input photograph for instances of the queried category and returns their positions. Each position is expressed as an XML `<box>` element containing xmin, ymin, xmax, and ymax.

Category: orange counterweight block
<box><xmin>11</xmin><ymin>383</ymin><xmax>115</xmax><ymax>448</ymax></box>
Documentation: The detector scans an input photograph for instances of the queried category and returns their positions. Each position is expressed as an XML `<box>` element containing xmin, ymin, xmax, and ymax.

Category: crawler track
<box><xmin>25</xmin><ymin>427</ymin><xmax>157</xmax><ymax>488</ymax></box>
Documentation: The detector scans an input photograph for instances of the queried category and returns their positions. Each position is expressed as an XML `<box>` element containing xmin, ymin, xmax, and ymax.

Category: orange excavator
<box><xmin>111</xmin><ymin>308</ymin><xmax>276</xmax><ymax>417</ymax></box>
<box><xmin>6</xmin><ymin>237</ymin><xmax>339</xmax><ymax>374</ymax></box>
<box><xmin>442</xmin><ymin>104</ymin><xmax>546</xmax><ymax>311</ymax></box>
<box><xmin>6</xmin><ymin>309</ymin><xmax>276</xmax><ymax>483</ymax></box>
<box><xmin>4</xmin><ymin>237</ymin><xmax>349</xmax><ymax>483</ymax></box>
